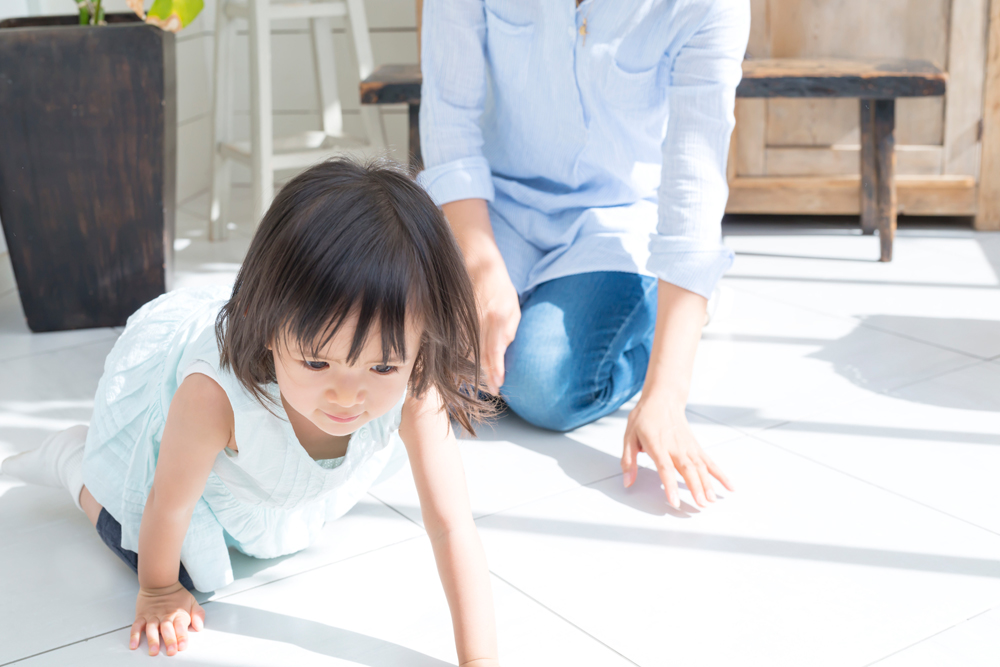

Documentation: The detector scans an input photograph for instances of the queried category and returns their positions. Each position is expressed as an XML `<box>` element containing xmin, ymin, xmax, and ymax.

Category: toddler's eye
<box><xmin>304</xmin><ymin>360</ymin><xmax>328</xmax><ymax>370</ymax></box>
<box><xmin>372</xmin><ymin>364</ymin><xmax>396</xmax><ymax>375</ymax></box>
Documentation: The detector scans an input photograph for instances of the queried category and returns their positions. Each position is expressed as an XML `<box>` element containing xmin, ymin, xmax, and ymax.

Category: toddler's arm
<box><xmin>399</xmin><ymin>389</ymin><xmax>499</xmax><ymax>667</ymax></box>
<box><xmin>133</xmin><ymin>373</ymin><xmax>234</xmax><ymax>656</ymax></box>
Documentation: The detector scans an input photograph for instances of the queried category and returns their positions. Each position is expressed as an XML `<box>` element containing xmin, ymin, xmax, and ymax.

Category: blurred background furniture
<box><xmin>730</xmin><ymin>0</ymin><xmax>1000</xmax><ymax>232</ymax></box>
<box><xmin>360</xmin><ymin>64</ymin><xmax>422</xmax><ymax>172</ymax></box>
<box><xmin>209</xmin><ymin>0</ymin><xmax>387</xmax><ymax>238</ymax></box>
<box><xmin>736</xmin><ymin>59</ymin><xmax>947</xmax><ymax>261</ymax></box>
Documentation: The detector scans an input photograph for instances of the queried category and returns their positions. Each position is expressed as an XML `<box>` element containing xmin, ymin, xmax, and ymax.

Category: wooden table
<box><xmin>360</xmin><ymin>58</ymin><xmax>947</xmax><ymax>261</ymax></box>
<box><xmin>737</xmin><ymin>59</ymin><xmax>947</xmax><ymax>261</ymax></box>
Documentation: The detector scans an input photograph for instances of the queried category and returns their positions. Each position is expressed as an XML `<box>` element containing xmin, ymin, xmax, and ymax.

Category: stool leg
<box><xmin>874</xmin><ymin>99</ymin><xmax>896</xmax><ymax>262</ymax></box>
<box><xmin>311</xmin><ymin>17</ymin><xmax>343</xmax><ymax>138</ymax></box>
<box><xmin>408</xmin><ymin>103</ymin><xmax>422</xmax><ymax>174</ymax></box>
<box><xmin>346</xmin><ymin>0</ymin><xmax>385</xmax><ymax>150</ymax></box>
<box><xmin>859</xmin><ymin>99</ymin><xmax>877</xmax><ymax>236</ymax></box>
<box><xmin>248</xmin><ymin>0</ymin><xmax>274</xmax><ymax>225</ymax></box>
<box><xmin>209</xmin><ymin>9</ymin><xmax>236</xmax><ymax>241</ymax></box>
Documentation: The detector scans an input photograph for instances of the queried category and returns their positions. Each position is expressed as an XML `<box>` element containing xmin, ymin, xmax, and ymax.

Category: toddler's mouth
<box><xmin>323</xmin><ymin>411</ymin><xmax>361</xmax><ymax>424</ymax></box>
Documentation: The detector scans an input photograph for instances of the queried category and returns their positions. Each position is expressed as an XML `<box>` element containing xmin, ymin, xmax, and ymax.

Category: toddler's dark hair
<box><xmin>215</xmin><ymin>157</ymin><xmax>489</xmax><ymax>434</ymax></box>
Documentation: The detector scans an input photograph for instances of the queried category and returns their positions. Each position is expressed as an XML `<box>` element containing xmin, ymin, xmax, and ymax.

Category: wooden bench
<box><xmin>738</xmin><ymin>59</ymin><xmax>946</xmax><ymax>261</ymax></box>
<box><xmin>360</xmin><ymin>58</ymin><xmax>947</xmax><ymax>262</ymax></box>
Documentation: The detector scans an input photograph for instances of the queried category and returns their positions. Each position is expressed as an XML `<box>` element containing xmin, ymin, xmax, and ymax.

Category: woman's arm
<box><xmin>624</xmin><ymin>3</ymin><xmax>750</xmax><ymax>507</ymax></box>
<box><xmin>132</xmin><ymin>373</ymin><xmax>233</xmax><ymax>656</ymax></box>
<box><xmin>621</xmin><ymin>281</ymin><xmax>734</xmax><ymax>508</ymax></box>
<box><xmin>399</xmin><ymin>388</ymin><xmax>498</xmax><ymax>667</ymax></box>
<box><xmin>441</xmin><ymin>199</ymin><xmax>520</xmax><ymax>394</ymax></box>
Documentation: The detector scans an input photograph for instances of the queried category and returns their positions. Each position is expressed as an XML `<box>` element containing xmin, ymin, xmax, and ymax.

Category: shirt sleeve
<box><xmin>647</xmin><ymin>1</ymin><xmax>750</xmax><ymax>299</ymax></box>
<box><xmin>416</xmin><ymin>0</ymin><xmax>495</xmax><ymax>205</ymax></box>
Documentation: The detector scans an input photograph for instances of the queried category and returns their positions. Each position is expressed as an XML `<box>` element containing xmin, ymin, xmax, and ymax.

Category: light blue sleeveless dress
<box><xmin>82</xmin><ymin>285</ymin><xmax>405</xmax><ymax>592</ymax></box>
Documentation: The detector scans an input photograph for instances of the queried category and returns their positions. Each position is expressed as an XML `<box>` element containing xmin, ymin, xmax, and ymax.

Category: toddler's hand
<box><xmin>130</xmin><ymin>581</ymin><xmax>205</xmax><ymax>656</ymax></box>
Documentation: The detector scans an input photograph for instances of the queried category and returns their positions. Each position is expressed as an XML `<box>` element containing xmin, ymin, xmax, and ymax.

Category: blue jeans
<box><xmin>502</xmin><ymin>272</ymin><xmax>658</xmax><ymax>432</ymax></box>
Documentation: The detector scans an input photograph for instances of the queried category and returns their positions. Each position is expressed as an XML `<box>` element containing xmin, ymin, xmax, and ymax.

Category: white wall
<box><xmin>0</xmin><ymin>0</ymin><xmax>419</xmax><ymax>247</ymax></box>
<box><xmin>176</xmin><ymin>0</ymin><xmax>418</xmax><ymax>215</ymax></box>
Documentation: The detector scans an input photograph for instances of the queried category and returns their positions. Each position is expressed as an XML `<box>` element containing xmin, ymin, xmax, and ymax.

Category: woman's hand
<box><xmin>130</xmin><ymin>582</ymin><xmax>205</xmax><ymax>656</ymax></box>
<box><xmin>441</xmin><ymin>198</ymin><xmax>520</xmax><ymax>393</ymax></box>
<box><xmin>621</xmin><ymin>396</ymin><xmax>734</xmax><ymax>509</ymax></box>
<box><xmin>471</xmin><ymin>258</ymin><xmax>521</xmax><ymax>393</ymax></box>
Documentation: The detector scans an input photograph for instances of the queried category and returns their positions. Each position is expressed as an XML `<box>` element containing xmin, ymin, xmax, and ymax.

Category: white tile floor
<box><xmin>1</xmin><ymin>209</ymin><xmax>999</xmax><ymax>666</ymax></box>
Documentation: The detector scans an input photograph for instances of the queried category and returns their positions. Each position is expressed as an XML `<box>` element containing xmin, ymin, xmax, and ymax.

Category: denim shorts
<box><xmin>96</xmin><ymin>508</ymin><xmax>196</xmax><ymax>591</ymax></box>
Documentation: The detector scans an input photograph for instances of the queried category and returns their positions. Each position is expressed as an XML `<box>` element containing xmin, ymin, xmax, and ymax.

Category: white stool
<box><xmin>208</xmin><ymin>0</ymin><xmax>387</xmax><ymax>239</ymax></box>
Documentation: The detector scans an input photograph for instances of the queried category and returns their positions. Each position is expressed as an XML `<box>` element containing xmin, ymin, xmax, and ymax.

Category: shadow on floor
<box><xmin>475</xmin><ymin>410</ymin><xmax>706</xmax><ymax>518</ymax></box>
<box><xmin>478</xmin><ymin>513</ymin><xmax>1000</xmax><ymax>579</ymax></box>
<box><xmin>186</xmin><ymin>601</ymin><xmax>454</xmax><ymax>667</ymax></box>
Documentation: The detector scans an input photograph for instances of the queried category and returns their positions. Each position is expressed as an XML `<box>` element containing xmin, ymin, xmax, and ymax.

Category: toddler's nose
<box><xmin>326</xmin><ymin>384</ymin><xmax>363</xmax><ymax>408</ymax></box>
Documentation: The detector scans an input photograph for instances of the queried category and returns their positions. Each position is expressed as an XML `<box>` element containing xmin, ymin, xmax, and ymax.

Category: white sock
<box><xmin>1</xmin><ymin>425</ymin><xmax>88</xmax><ymax>511</ymax></box>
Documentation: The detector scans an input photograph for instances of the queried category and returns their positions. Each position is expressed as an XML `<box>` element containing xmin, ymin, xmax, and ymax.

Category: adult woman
<box><xmin>418</xmin><ymin>0</ymin><xmax>749</xmax><ymax>507</ymax></box>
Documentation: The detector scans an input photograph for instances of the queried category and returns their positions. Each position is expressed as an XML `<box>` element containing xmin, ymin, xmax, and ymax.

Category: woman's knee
<box><xmin>501</xmin><ymin>338</ymin><xmax>580</xmax><ymax>432</ymax></box>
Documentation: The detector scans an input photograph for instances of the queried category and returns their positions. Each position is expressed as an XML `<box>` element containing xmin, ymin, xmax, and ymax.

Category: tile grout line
<box><xmin>863</xmin><ymin>604</ymin><xmax>999</xmax><ymax>666</ymax></box>
<box><xmin>748</xmin><ymin>433</ymin><xmax>1000</xmax><ymax>539</ymax></box>
<box><xmin>366</xmin><ymin>491</ymin><xmax>425</xmax><ymax>527</ymax></box>
<box><xmin>489</xmin><ymin>572</ymin><xmax>642</xmax><ymax>666</ymax></box>
<box><xmin>472</xmin><ymin>471</ymin><xmax>625</xmax><ymax>525</ymax></box>
<box><xmin>720</xmin><ymin>280</ymin><xmax>988</xmax><ymax>363</ymax></box>
<box><xmin>0</xmin><ymin>330</ymin><xmax>121</xmax><ymax>366</ymax></box>
<box><xmin>0</xmin><ymin>528</ymin><xmax>426</xmax><ymax>666</ymax></box>
<box><xmin>684</xmin><ymin>353</ymin><xmax>990</xmax><ymax>457</ymax></box>
<box><xmin>1</xmin><ymin>624</ymin><xmax>131</xmax><ymax>666</ymax></box>
<box><xmin>881</xmin><ymin>356</ymin><xmax>988</xmax><ymax>394</ymax></box>
<box><xmin>201</xmin><ymin>533</ymin><xmax>426</xmax><ymax>607</ymax></box>
<box><xmin>858</xmin><ymin>321</ymin><xmax>991</xmax><ymax>363</ymax></box>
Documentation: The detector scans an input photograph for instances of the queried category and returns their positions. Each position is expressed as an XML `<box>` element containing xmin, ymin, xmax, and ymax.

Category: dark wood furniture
<box><xmin>360</xmin><ymin>58</ymin><xmax>947</xmax><ymax>261</ymax></box>
<box><xmin>0</xmin><ymin>14</ymin><xmax>176</xmax><ymax>331</ymax></box>
<box><xmin>360</xmin><ymin>64</ymin><xmax>424</xmax><ymax>173</ymax></box>
<box><xmin>737</xmin><ymin>59</ymin><xmax>947</xmax><ymax>261</ymax></box>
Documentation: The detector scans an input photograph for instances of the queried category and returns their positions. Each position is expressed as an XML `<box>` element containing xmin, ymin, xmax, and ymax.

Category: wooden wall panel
<box><xmin>976</xmin><ymin>0</ymin><xmax>1000</xmax><ymax>229</ymax></box>
<box><xmin>728</xmin><ymin>175</ymin><xmax>976</xmax><ymax>215</ymax></box>
<box><xmin>764</xmin><ymin>145</ymin><xmax>943</xmax><ymax>176</ymax></box>
<box><xmin>735</xmin><ymin>99</ymin><xmax>767</xmax><ymax>176</ymax></box>
<box><xmin>943</xmin><ymin>0</ymin><xmax>990</xmax><ymax>177</ymax></box>
<box><xmin>763</xmin><ymin>0</ymin><xmax>949</xmax><ymax>153</ymax></box>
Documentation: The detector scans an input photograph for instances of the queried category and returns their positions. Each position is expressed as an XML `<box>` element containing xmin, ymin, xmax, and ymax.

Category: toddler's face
<box><xmin>270</xmin><ymin>316</ymin><xmax>421</xmax><ymax>438</ymax></box>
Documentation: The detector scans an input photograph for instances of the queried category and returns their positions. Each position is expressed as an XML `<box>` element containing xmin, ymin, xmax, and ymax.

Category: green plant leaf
<box><xmin>144</xmin><ymin>0</ymin><xmax>204</xmax><ymax>32</ymax></box>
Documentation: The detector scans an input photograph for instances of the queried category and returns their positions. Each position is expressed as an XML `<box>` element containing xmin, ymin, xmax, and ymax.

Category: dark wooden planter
<box><xmin>0</xmin><ymin>14</ymin><xmax>175</xmax><ymax>332</ymax></box>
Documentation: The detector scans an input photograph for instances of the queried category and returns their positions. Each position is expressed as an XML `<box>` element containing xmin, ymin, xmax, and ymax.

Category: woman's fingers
<box><xmin>677</xmin><ymin>458</ymin><xmax>707</xmax><ymax>507</ymax></box>
<box><xmin>160</xmin><ymin>618</ymin><xmax>178</xmax><ymax>656</ymax></box>
<box><xmin>697</xmin><ymin>460</ymin><xmax>717</xmax><ymax>503</ymax></box>
<box><xmin>146</xmin><ymin>620</ymin><xmax>161</xmax><ymax>656</ymax></box>
<box><xmin>129</xmin><ymin>620</ymin><xmax>145</xmax><ymax>651</ymax></box>
<box><xmin>481</xmin><ymin>317</ymin><xmax>506</xmax><ymax>393</ymax></box>
<box><xmin>620</xmin><ymin>434</ymin><xmax>639</xmax><ymax>488</ymax></box>
<box><xmin>704</xmin><ymin>453</ymin><xmax>735</xmax><ymax>492</ymax></box>
<box><xmin>655</xmin><ymin>460</ymin><xmax>680</xmax><ymax>509</ymax></box>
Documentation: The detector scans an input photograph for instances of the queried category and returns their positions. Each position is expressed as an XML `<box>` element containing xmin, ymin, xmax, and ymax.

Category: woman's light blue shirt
<box><xmin>418</xmin><ymin>0</ymin><xmax>750</xmax><ymax>299</ymax></box>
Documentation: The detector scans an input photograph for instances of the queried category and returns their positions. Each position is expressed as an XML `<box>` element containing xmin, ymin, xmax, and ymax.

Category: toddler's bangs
<box><xmin>278</xmin><ymin>246</ymin><xmax>427</xmax><ymax>368</ymax></box>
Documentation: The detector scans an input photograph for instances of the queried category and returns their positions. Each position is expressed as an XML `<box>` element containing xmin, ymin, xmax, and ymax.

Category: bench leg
<box><xmin>874</xmin><ymin>99</ymin><xmax>896</xmax><ymax>262</ymax></box>
<box><xmin>859</xmin><ymin>100</ymin><xmax>877</xmax><ymax>236</ymax></box>
<box><xmin>408</xmin><ymin>103</ymin><xmax>423</xmax><ymax>175</ymax></box>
